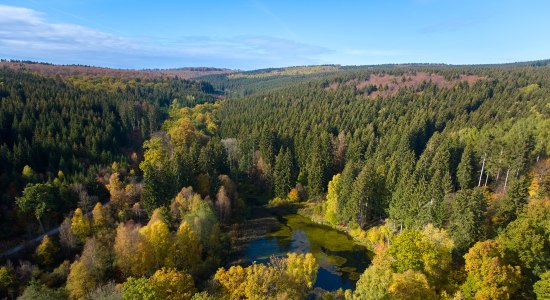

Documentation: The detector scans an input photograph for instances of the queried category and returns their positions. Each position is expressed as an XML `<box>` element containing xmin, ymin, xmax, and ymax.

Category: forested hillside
<box><xmin>0</xmin><ymin>67</ymin><xmax>216</xmax><ymax>240</ymax></box>
<box><xmin>0</xmin><ymin>60</ymin><xmax>234</xmax><ymax>79</ymax></box>
<box><xmin>0</xmin><ymin>62</ymin><xmax>549</xmax><ymax>299</ymax></box>
<box><xmin>213</xmin><ymin>64</ymin><xmax>550</xmax><ymax>298</ymax></box>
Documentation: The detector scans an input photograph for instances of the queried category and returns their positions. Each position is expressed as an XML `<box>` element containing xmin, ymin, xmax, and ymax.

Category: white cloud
<box><xmin>0</xmin><ymin>4</ymin><xmax>331</xmax><ymax>69</ymax></box>
<box><xmin>0</xmin><ymin>5</ymin><xmax>137</xmax><ymax>52</ymax></box>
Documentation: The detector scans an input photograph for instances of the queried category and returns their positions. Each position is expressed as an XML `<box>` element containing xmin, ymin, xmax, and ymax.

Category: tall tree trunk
<box><xmin>495</xmin><ymin>148</ymin><xmax>503</xmax><ymax>183</ymax></box>
<box><xmin>478</xmin><ymin>154</ymin><xmax>486</xmax><ymax>187</ymax></box>
<box><xmin>504</xmin><ymin>167</ymin><xmax>510</xmax><ymax>191</ymax></box>
<box><xmin>484</xmin><ymin>173</ymin><xmax>489</xmax><ymax>186</ymax></box>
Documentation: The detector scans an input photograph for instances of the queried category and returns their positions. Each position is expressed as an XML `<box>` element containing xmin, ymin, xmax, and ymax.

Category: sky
<box><xmin>0</xmin><ymin>0</ymin><xmax>549</xmax><ymax>70</ymax></box>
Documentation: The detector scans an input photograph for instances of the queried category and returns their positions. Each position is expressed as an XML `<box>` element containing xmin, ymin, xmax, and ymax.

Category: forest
<box><xmin>0</xmin><ymin>61</ymin><xmax>549</xmax><ymax>300</ymax></box>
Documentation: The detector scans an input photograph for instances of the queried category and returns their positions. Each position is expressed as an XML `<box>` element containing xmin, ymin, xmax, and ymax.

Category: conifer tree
<box><xmin>274</xmin><ymin>147</ymin><xmax>293</xmax><ymax>198</ymax></box>
<box><xmin>457</xmin><ymin>146</ymin><xmax>477</xmax><ymax>189</ymax></box>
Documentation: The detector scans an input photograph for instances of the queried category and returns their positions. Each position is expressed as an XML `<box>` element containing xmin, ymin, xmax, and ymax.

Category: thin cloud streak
<box><xmin>249</xmin><ymin>0</ymin><xmax>299</xmax><ymax>40</ymax></box>
<box><xmin>0</xmin><ymin>4</ymin><xmax>331</xmax><ymax>69</ymax></box>
<box><xmin>0</xmin><ymin>4</ymin><xmax>404</xmax><ymax>69</ymax></box>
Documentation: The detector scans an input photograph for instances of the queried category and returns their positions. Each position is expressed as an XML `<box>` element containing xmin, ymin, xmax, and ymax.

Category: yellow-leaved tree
<box><xmin>140</xmin><ymin>211</ymin><xmax>172</xmax><ymax>269</ymax></box>
<box><xmin>92</xmin><ymin>202</ymin><xmax>110</xmax><ymax>232</ymax></box>
<box><xmin>114</xmin><ymin>222</ymin><xmax>154</xmax><ymax>277</ymax></box>
<box><xmin>35</xmin><ymin>235</ymin><xmax>59</xmax><ymax>267</ymax></box>
<box><xmin>461</xmin><ymin>240</ymin><xmax>521</xmax><ymax>299</ymax></box>
<box><xmin>149</xmin><ymin>268</ymin><xmax>196</xmax><ymax>300</ymax></box>
<box><xmin>214</xmin><ymin>252</ymin><xmax>318</xmax><ymax>300</ymax></box>
<box><xmin>171</xmin><ymin>222</ymin><xmax>201</xmax><ymax>274</ymax></box>
<box><xmin>70</xmin><ymin>208</ymin><xmax>91</xmax><ymax>243</ymax></box>
<box><xmin>324</xmin><ymin>174</ymin><xmax>341</xmax><ymax>225</ymax></box>
<box><xmin>388</xmin><ymin>270</ymin><xmax>437</xmax><ymax>300</ymax></box>
<box><xmin>352</xmin><ymin>224</ymin><xmax>454</xmax><ymax>299</ymax></box>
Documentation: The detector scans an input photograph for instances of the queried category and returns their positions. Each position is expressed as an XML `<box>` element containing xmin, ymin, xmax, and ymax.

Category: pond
<box><xmin>243</xmin><ymin>214</ymin><xmax>372</xmax><ymax>291</ymax></box>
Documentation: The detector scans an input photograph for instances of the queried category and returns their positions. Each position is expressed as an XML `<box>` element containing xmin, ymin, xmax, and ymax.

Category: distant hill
<box><xmin>0</xmin><ymin>60</ymin><xmax>234</xmax><ymax>79</ymax></box>
<box><xmin>145</xmin><ymin>67</ymin><xmax>234</xmax><ymax>78</ymax></box>
<box><xmin>197</xmin><ymin>59</ymin><xmax>550</xmax><ymax>96</ymax></box>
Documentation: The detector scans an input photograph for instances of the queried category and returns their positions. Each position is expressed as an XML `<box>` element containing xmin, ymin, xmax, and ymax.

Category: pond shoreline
<box><xmin>227</xmin><ymin>202</ymin><xmax>372</xmax><ymax>291</ymax></box>
<box><xmin>288</xmin><ymin>202</ymin><xmax>375</xmax><ymax>252</ymax></box>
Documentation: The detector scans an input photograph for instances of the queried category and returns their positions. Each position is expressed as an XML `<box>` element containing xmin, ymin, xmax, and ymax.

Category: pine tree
<box><xmin>259</xmin><ymin>129</ymin><xmax>277</xmax><ymax>168</ymax></box>
<box><xmin>307</xmin><ymin>148</ymin><xmax>324</xmax><ymax>198</ymax></box>
<box><xmin>274</xmin><ymin>148</ymin><xmax>293</xmax><ymax>198</ymax></box>
<box><xmin>448</xmin><ymin>187</ymin><xmax>487</xmax><ymax>254</ymax></box>
<box><xmin>339</xmin><ymin>162</ymin><xmax>358</xmax><ymax>225</ymax></box>
<box><xmin>457</xmin><ymin>146</ymin><xmax>477</xmax><ymax>189</ymax></box>
<box><xmin>307</xmin><ymin>134</ymin><xmax>333</xmax><ymax>198</ymax></box>
<box><xmin>497</xmin><ymin>176</ymin><xmax>529</xmax><ymax>228</ymax></box>
<box><xmin>346</xmin><ymin>163</ymin><xmax>387</xmax><ymax>227</ymax></box>
<box><xmin>140</xmin><ymin>137</ymin><xmax>176</xmax><ymax>215</ymax></box>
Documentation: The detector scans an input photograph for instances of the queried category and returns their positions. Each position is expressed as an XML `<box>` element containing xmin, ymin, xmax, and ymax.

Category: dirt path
<box><xmin>0</xmin><ymin>227</ymin><xmax>60</xmax><ymax>258</ymax></box>
<box><xmin>0</xmin><ymin>201</ymin><xmax>111</xmax><ymax>260</ymax></box>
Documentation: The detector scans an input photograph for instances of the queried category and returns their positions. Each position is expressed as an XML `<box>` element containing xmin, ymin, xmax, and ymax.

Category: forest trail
<box><xmin>0</xmin><ymin>201</ymin><xmax>111</xmax><ymax>260</ymax></box>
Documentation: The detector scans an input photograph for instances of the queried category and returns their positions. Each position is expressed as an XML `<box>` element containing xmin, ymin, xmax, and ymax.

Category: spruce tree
<box><xmin>457</xmin><ymin>146</ymin><xmax>477</xmax><ymax>189</ymax></box>
<box><xmin>338</xmin><ymin>162</ymin><xmax>358</xmax><ymax>225</ymax></box>
<box><xmin>274</xmin><ymin>148</ymin><xmax>293</xmax><ymax>198</ymax></box>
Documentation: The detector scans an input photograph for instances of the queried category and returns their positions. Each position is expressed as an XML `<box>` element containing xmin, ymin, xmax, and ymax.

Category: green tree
<box><xmin>307</xmin><ymin>133</ymin><xmax>333</xmax><ymax>198</ymax></box>
<box><xmin>16</xmin><ymin>183</ymin><xmax>57</xmax><ymax>232</ymax></box>
<box><xmin>348</xmin><ymin>163</ymin><xmax>386</xmax><ymax>227</ymax></box>
<box><xmin>273</xmin><ymin>147</ymin><xmax>293</xmax><ymax>198</ymax></box>
<box><xmin>140</xmin><ymin>137</ymin><xmax>176</xmax><ymax>215</ymax></box>
<box><xmin>448</xmin><ymin>187</ymin><xmax>487</xmax><ymax>254</ymax></box>
<box><xmin>500</xmin><ymin>199</ymin><xmax>550</xmax><ymax>278</ymax></box>
<box><xmin>496</xmin><ymin>176</ymin><xmax>529</xmax><ymax>228</ymax></box>
<box><xmin>338</xmin><ymin>162</ymin><xmax>358</xmax><ymax>225</ymax></box>
<box><xmin>122</xmin><ymin>277</ymin><xmax>156</xmax><ymax>300</ymax></box>
<box><xmin>534</xmin><ymin>271</ymin><xmax>550</xmax><ymax>300</ymax></box>
<box><xmin>18</xmin><ymin>280</ymin><xmax>67</xmax><ymax>300</ymax></box>
<box><xmin>307</xmin><ymin>148</ymin><xmax>325</xmax><ymax>198</ymax></box>
<box><xmin>388</xmin><ymin>225</ymin><xmax>454</xmax><ymax>284</ymax></box>
<box><xmin>259</xmin><ymin>129</ymin><xmax>277</xmax><ymax>169</ymax></box>
<box><xmin>457</xmin><ymin>146</ymin><xmax>477</xmax><ymax>189</ymax></box>
<box><xmin>352</xmin><ymin>254</ymin><xmax>393</xmax><ymax>300</ymax></box>
<box><xmin>354</xmin><ymin>224</ymin><xmax>453</xmax><ymax>299</ymax></box>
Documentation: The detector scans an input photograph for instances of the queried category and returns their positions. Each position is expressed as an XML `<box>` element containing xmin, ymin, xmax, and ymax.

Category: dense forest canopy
<box><xmin>0</xmin><ymin>61</ymin><xmax>549</xmax><ymax>299</ymax></box>
<box><xmin>0</xmin><ymin>67</ymin><xmax>216</xmax><ymax>239</ymax></box>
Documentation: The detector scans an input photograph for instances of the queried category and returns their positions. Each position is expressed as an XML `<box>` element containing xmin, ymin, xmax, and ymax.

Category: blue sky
<box><xmin>0</xmin><ymin>0</ymin><xmax>549</xmax><ymax>70</ymax></box>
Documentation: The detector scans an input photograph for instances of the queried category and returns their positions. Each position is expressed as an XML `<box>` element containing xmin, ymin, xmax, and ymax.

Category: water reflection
<box><xmin>243</xmin><ymin>214</ymin><xmax>371</xmax><ymax>291</ymax></box>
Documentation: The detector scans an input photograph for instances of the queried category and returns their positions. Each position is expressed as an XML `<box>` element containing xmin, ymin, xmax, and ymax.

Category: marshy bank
<box><xmin>229</xmin><ymin>204</ymin><xmax>372</xmax><ymax>291</ymax></box>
